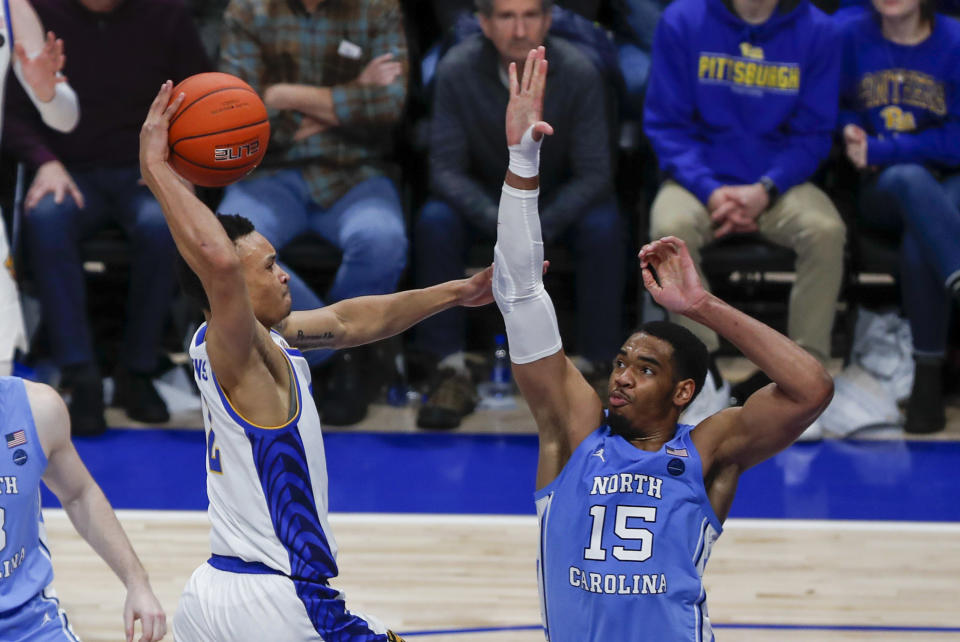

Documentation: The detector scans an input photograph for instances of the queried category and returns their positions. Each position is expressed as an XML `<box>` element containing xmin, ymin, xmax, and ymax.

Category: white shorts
<box><xmin>174</xmin><ymin>559</ymin><xmax>394</xmax><ymax>642</ymax></box>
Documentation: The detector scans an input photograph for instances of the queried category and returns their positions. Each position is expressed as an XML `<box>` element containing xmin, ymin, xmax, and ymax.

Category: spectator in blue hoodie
<box><xmin>839</xmin><ymin>0</ymin><xmax>960</xmax><ymax>434</ymax></box>
<box><xmin>644</xmin><ymin>0</ymin><xmax>845</xmax><ymax>435</ymax></box>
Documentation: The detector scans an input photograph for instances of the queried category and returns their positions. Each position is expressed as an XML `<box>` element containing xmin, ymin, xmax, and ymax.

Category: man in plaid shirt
<box><xmin>218</xmin><ymin>0</ymin><xmax>409</xmax><ymax>425</ymax></box>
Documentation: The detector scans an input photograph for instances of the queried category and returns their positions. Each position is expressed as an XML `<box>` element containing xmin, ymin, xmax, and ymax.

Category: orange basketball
<box><xmin>167</xmin><ymin>72</ymin><xmax>270</xmax><ymax>187</ymax></box>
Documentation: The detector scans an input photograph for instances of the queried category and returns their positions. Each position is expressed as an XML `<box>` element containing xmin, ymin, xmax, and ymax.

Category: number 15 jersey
<box><xmin>534</xmin><ymin>423</ymin><xmax>723</xmax><ymax>642</ymax></box>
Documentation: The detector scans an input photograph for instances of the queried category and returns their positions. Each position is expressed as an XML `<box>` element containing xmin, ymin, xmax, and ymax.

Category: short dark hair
<box><xmin>475</xmin><ymin>0</ymin><xmax>554</xmax><ymax>16</ymax></box>
<box><xmin>175</xmin><ymin>213</ymin><xmax>256</xmax><ymax>312</ymax></box>
<box><xmin>633</xmin><ymin>321</ymin><xmax>709</xmax><ymax>408</ymax></box>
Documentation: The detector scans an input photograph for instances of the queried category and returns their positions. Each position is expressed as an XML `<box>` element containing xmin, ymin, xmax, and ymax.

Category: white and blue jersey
<box><xmin>0</xmin><ymin>376</ymin><xmax>79</xmax><ymax>641</ymax></box>
<box><xmin>184</xmin><ymin>324</ymin><xmax>391</xmax><ymax>641</ymax></box>
<box><xmin>535</xmin><ymin>422</ymin><xmax>723</xmax><ymax>642</ymax></box>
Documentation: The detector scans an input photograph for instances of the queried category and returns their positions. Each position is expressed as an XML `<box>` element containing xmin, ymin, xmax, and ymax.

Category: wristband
<box><xmin>507</xmin><ymin>124</ymin><xmax>542</xmax><ymax>178</ymax></box>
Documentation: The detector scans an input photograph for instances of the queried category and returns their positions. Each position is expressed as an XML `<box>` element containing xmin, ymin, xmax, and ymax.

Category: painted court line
<box><xmin>63</xmin><ymin>510</ymin><xmax>960</xmax><ymax>534</ymax></box>
<box><xmin>400</xmin><ymin>624</ymin><xmax>960</xmax><ymax>637</ymax></box>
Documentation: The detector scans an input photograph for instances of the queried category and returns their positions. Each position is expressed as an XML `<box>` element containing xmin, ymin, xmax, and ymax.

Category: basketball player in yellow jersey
<box><xmin>140</xmin><ymin>80</ymin><xmax>494</xmax><ymax>641</ymax></box>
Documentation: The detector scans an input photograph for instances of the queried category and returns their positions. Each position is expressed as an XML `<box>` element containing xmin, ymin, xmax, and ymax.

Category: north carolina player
<box><xmin>493</xmin><ymin>48</ymin><xmax>834</xmax><ymax>641</ymax></box>
<box><xmin>139</xmin><ymin>81</ymin><xmax>495</xmax><ymax>641</ymax></box>
<box><xmin>0</xmin><ymin>376</ymin><xmax>165</xmax><ymax>641</ymax></box>
<box><xmin>0</xmin><ymin>0</ymin><xmax>79</xmax><ymax>376</ymax></box>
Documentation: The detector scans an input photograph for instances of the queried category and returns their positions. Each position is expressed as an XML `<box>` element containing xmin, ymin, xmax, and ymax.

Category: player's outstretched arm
<box><xmin>140</xmin><ymin>81</ymin><xmax>264</xmax><ymax>389</ymax></box>
<box><xmin>640</xmin><ymin>237</ymin><xmax>833</xmax><ymax>472</ymax></box>
<box><xmin>26</xmin><ymin>381</ymin><xmax>166</xmax><ymax>642</ymax></box>
<box><xmin>278</xmin><ymin>267</ymin><xmax>493</xmax><ymax>350</ymax></box>
<box><xmin>493</xmin><ymin>48</ymin><xmax>602</xmax><ymax>490</ymax></box>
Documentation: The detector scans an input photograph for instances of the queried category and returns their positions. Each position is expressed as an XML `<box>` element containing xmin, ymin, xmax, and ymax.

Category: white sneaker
<box><xmin>679</xmin><ymin>371</ymin><xmax>731</xmax><ymax>426</ymax></box>
<box><xmin>795</xmin><ymin>418</ymin><xmax>824</xmax><ymax>442</ymax></box>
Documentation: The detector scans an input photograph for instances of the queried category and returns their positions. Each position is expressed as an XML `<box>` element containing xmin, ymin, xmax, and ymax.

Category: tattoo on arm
<box><xmin>296</xmin><ymin>329</ymin><xmax>336</xmax><ymax>348</ymax></box>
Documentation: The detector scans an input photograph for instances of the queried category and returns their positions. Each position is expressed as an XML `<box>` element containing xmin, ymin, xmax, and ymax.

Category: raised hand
<box><xmin>638</xmin><ymin>237</ymin><xmax>709</xmax><ymax>315</ymax></box>
<box><xmin>506</xmin><ymin>46</ymin><xmax>554</xmax><ymax>146</ymax></box>
<box><xmin>139</xmin><ymin>81</ymin><xmax>185</xmax><ymax>171</ymax></box>
<box><xmin>15</xmin><ymin>31</ymin><xmax>66</xmax><ymax>103</ymax></box>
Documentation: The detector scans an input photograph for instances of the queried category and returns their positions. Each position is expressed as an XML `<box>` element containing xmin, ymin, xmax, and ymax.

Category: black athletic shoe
<box><xmin>113</xmin><ymin>370</ymin><xmax>170</xmax><ymax>424</ymax></box>
<box><xmin>316</xmin><ymin>348</ymin><xmax>369</xmax><ymax>426</ymax></box>
<box><xmin>417</xmin><ymin>369</ymin><xmax>477</xmax><ymax>430</ymax></box>
<box><xmin>62</xmin><ymin>364</ymin><xmax>107</xmax><ymax>437</ymax></box>
<box><xmin>905</xmin><ymin>361</ymin><xmax>946</xmax><ymax>434</ymax></box>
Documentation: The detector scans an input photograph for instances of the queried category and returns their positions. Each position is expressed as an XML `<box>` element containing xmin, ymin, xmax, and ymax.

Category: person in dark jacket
<box><xmin>413</xmin><ymin>0</ymin><xmax>624</xmax><ymax>430</ymax></box>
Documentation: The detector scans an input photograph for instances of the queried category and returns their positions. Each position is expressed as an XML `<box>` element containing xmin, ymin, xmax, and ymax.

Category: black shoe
<box><xmin>113</xmin><ymin>370</ymin><xmax>170</xmax><ymax>424</ymax></box>
<box><xmin>417</xmin><ymin>369</ymin><xmax>477</xmax><ymax>430</ymax></box>
<box><xmin>730</xmin><ymin>370</ymin><xmax>772</xmax><ymax>406</ymax></box>
<box><xmin>316</xmin><ymin>349</ymin><xmax>368</xmax><ymax>426</ymax></box>
<box><xmin>905</xmin><ymin>361</ymin><xmax>945</xmax><ymax>435</ymax></box>
<box><xmin>62</xmin><ymin>365</ymin><xmax>107</xmax><ymax>437</ymax></box>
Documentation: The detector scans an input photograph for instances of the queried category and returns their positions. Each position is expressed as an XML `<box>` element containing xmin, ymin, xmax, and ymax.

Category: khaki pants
<box><xmin>649</xmin><ymin>181</ymin><xmax>845</xmax><ymax>362</ymax></box>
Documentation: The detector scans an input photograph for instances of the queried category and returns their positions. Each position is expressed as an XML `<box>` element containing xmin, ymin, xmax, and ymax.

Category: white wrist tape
<box><xmin>507</xmin><ymin>124</ymin><xmax>542</xmax><ymax>178</ymax></box>
<box><xmin>13</xmin><ymin>61</ymin><xmax>80</xmax><ymax>133</ymax></box>
<box><xmin>493</xmin><ymin>183</ymin><xmax>562</xmax><ymax>364</ymax></box>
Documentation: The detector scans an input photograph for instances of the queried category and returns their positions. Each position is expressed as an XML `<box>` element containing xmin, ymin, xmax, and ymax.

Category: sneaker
<box><xmin>316</xmin><ymin>348</ymin><xmax>368</xmax><ymax>426</ymax></box>
<box><xmin>62</xmin><ymin>364</ymin><xmax>107</xmax><ymax>437</ymax></box>
<box><xmin>904</xmin><ymin>360</ymin><xmax>945</xmax><ymax>434</ymax></box>
<box><xmin>417</xmin><ymin>369</ymin><xmax>478</xmax><ymax>430</ymax></box>
<box><xmin>113</xmin><ymin>369</ymin><xmax>170</xmax><ymax>424</ymax></box>
<box><xmin>679</xmin><ymin>370</ymin><xmax>731</xmax><ymax>426</ymax></box>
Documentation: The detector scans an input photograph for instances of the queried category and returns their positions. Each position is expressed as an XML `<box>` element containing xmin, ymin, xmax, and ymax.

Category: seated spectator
<box><xmin>413</xmin><ymin>0</ymin><xmax>624</xmax><ymax>430</ymax></box>
<box><xmin>839</xmin><ymin>0</ymin><xmax>960</xmax><ymax>434</ymax></box>
<box><xmin>3</xmin><ymin>0</ymin><xmax>209</xmax><ymax>435</ymax></box>
<box><xmin>644</xmin><ymin>0</ymin><xmax>845</xmax><ymax>436</ymax></box>
<box><xmin>216</xmin><ymin>0</ymin><xmax>409</xmax><ymax>426</ymax></box>
<box><xmin>1</xmin><ymin>0</ymin><xmax>81</xmax><ymax>377</ymax></box>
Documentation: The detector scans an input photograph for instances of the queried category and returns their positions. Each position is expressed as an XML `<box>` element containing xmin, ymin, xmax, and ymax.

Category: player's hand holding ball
<box><xmin>140</xmin><ymin>73</ymin><xmax>270</xmax><ymax>187</ymax></box>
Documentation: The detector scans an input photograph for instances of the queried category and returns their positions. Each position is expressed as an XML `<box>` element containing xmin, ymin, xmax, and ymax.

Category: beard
<box><xmin>607</xmin><ymin>408</ymin><xmax>637</xmax><ymax>439</ymax></box>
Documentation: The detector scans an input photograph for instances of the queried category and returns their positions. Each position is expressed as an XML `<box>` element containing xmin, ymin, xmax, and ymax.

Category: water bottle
<box><xmin>478</xmin><ymin>334</ymin><xmax>516</xmax><ymax>409</ymax></box>
<box><xmin>490</xmin><ymin>334</ymin><xmax>512</xmax><ymax>397</ymax></box>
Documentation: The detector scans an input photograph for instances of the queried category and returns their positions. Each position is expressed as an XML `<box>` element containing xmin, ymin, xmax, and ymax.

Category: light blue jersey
<box><xmin>0</xmin><ymin>377</ymin><xmax>78</xmax><ymax>641</ymax></box>
<box><xmin>535</xmin><ymin>423</ymin><xmax>723</xmax><ymax>642</ymax></box>
<box><xmin>0</xmin><ymin>376</ymin><xmax>52</xmax><ymax>611</ymax></box>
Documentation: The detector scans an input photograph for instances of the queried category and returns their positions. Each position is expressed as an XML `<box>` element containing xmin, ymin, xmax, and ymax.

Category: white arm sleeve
<box><xmin>12</xmin><ymin>60</ymin><xmax>80</xmax><ymax>133</ymax></box>
<box><xmin>492</xmin><ymin>183</ymin><xmax>563</xmax><ymax>364</ymax></box>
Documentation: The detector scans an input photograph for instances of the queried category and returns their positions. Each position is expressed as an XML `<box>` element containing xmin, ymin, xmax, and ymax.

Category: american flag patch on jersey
<box><xmin>6</xmin><ymin>430</ymin><xmax>26</xmax><ymax>448</ymax></box>
<box><xmin>666</xmin><ymin>446</ymin><xmax>688</xmax><ymax>457</ymax></box>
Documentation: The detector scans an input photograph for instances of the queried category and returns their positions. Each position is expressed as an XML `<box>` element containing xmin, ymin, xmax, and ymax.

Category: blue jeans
<box><xmin>413</xmin><ymin>198</ymin><xmax>625</xmax><ymax>363</ymax></box>
<box><xmin>218</xmin><ymin>171</ymin><xmax>408</xmax><ymax>365</ymax></box>
<box><xmin>860</xmin><ymin>164</ymin><xmax>960</xmax><ymax>356</ymax></box>
<box><xmin>24</xmin><ymin>165</ymin><xmax>176</xmax><ymax>373</ymax></box>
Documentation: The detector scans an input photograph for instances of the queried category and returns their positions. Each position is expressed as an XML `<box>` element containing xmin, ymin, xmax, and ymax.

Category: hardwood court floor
<box><xmin>44</xmin><ymin>512</ymin><xmax>960</xmax><ymax>642</ymax></box>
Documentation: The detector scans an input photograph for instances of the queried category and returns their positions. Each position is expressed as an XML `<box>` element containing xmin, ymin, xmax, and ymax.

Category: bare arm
<box><xmin>139</xmin><ymin>81</ymin><xmax>266</xmax><ymax>391</ymax></box>
<box><xmin>278</xmin><ymin>267</ymin><xmax>494</xmax><ymax>350</ymax></box>
<box><xmin>639</xmin><ymin>237</ymin><xmax>833</xmax><ymax>473</ymax></box>
<box><xmin>27</xmin><ymin>381</ymin><xmax>165</xmax><ymax>642</ymax></box>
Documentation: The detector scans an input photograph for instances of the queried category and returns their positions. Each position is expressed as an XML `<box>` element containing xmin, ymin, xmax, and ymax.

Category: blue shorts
<box><xmin>0</xmin><ymin>589</ymin><xmax>80</xmax><ymax>642</ymax></box>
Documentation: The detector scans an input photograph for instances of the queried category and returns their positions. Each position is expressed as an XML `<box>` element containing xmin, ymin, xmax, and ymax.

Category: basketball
<box><xmin>167</xmin><ymin>72</ymin><xmax>270</xmax><ymax>187</ymax></box>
